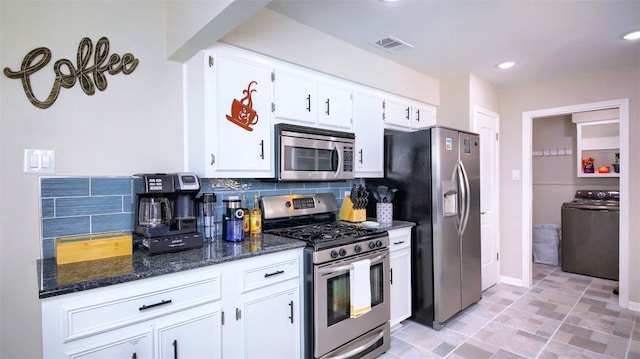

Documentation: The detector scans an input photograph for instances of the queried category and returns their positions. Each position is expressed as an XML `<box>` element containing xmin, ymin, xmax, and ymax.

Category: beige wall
<box><xmin>0</xmin><ymin>2</ymin><xmax>184</xmax><ymax>357</ymax></box>
<box><xmin>532</xmin><ymin>115</ymin><xmax>619</xmax><ymax>225</ymax></box>
<box><xmin>498</xmin><ymin>64</ymin><xmax>639</xmax><ymax>302</ymax></box>
<box><xmin>439</xmin><ymin>75</ymin><xmax>471</xmax><ymax>130</ymax></box>
<box><xmin>439</xmin><ymin>73</ymin><xmax>498</xmax><ymax>131</ymax></box>
<box><xmin>221</xmin><ymin>8</ymin><xmax>440</xmax><ymax>107</ymax></box>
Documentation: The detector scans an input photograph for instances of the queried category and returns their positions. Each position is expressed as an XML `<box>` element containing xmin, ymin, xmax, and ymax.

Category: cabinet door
<box><xmin>384</xmin><ymin>97</ymin><xmax>412</xmax><ymax>129</ymax></box>
<box><xmin>156</xmin><ymin>306</ymin><xmax>222</xmax><ymax>359</ymax></box>
<box><xmin>352</xmin><ymin>91</ymin><xmax>384</xmax><ymax>177</ymax></box>
<box><xmin>241</xmin><ymin>287</ymin><xmax>301</xmax><ymax>359</ymax></box>
<box><xmin>575</xmin><ymin>120</ymin><xmax>619</xmax><ymax>177</ymax></box>
<box><xmin>273</xmin><ymin>67</ymin><xmax>317</xmax><ymax>125</ymax></box>
<box><xmin>317</xmin><ymin>79</ymin><xmax>353</xmax><ymax>130</ymax></box>
<box><xmin>412</xmin><ymin>103</ymin><xmax>437</xmax><ymax>130</ymax></box>
<box><xmin>214</xmin><ymin>51</ymin><xmax>272</xmax><ymax>175</ymax></box>
<box><xmin>390</xmin><ymin>248</ymin><xmax>412</xmax><ymax>328</ymax></box>
<box><xmin>67</xmin><ymin>331</ymin><xmax>152</xmax><ymax>359</ymax></box>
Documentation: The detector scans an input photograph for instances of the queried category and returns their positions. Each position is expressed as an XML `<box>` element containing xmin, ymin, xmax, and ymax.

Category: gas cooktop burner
<box><xmin>269</xmin><ymin>222</ymin><xmax>379</xmax><ymax>242</ymax></box>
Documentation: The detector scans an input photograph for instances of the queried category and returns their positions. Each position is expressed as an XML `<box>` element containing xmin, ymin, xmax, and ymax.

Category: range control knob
<box><xmin>375</xmin><ymin>240</ymin><xmax>383</xmax><ymax>248</ymax></box>
<box><xmin>330</xmin><ymin>250</ymin><xmax>339</xmax><ymax>259</ymax></box>
<box><xmin>339</xmin><ymin>248</ymin><xmax>347</xmax><ymax>257</ymax></box>
<box><xmin>354</xmin><ymin>245</ymin><xmax>362</xmax><ymax>253</ymax></box>
<box><xmin>368</xmin><ymin>241</ymin><xmax>376</xmax><ymax>249</ymax></box>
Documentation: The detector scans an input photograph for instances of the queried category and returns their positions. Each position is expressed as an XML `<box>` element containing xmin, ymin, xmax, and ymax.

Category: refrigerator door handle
<box><xmin>455</xmin><ymin>162</ymin><xmax>465</xmax><ymax>236</ymax></box>
<box><xmin>458</xmin><ymin>160</ymin><xmax>471</xmax><ymax>236</ymax></box>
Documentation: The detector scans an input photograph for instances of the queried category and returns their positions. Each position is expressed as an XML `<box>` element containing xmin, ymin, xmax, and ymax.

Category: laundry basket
<box><xmin>533</xmin><ymin>223</ymin><xmax>561</xmax><ymax>265</ymax></box>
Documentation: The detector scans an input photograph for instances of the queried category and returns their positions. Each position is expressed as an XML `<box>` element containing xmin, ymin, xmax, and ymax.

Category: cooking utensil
<box><xmin>372</xmin><ymin>190</ymin><xmax>380</xmax><ymax>202</ymax></box>
<box><xmin>387</xmin><ymin>188</ymin><xmax>398</xmax><ymax>203</ymax></box>
<box><xmin>377</xmin><ymin>186</ymin><xmax>388</xmax><ymax>201</ymax></box>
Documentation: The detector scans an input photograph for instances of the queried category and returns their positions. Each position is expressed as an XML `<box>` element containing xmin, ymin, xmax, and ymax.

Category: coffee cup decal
<box><xmin>226</xmin><ymin>81</ymin><xmax>259</xmax><ymax>131</ymax></box>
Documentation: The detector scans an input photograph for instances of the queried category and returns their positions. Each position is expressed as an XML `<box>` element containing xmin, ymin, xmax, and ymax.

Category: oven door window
<box><xmin>326</xmin><ymin>262</ymin><xmax>385</xmax><ymax>326</ymax></box>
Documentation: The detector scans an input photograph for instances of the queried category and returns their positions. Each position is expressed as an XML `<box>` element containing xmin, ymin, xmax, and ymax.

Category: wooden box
<box><xmin>55</xmin><ymin>232</ymin><xmax>133</xmax><ymax>265</ymax></box>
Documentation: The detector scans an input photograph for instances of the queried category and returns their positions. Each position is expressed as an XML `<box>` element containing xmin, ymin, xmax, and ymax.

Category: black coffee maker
<box><xmin>133</xmin><ymin>172</ymin><xmax>203</xmax><ymax>254</ymax></box>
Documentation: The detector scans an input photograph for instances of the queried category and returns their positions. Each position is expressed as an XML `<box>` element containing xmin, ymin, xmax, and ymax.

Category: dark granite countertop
<box><xmin>37</xmin><ymin>221</ymin><xmax>414</xmax><ymax>299</ymax></box>
<box><xmin>38</xmin><ymin>234</ymin><xmax>305</xmax><ymax>299</ymax></box>
<box><xmin>375</xmin><ymin>220</ymin><xmax>415</xmax><ymax>230</ymax></box>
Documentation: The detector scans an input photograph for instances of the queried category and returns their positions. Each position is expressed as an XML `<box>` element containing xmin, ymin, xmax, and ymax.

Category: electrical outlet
<box><xmin>23</xmin><ymin>149</ymin><xmax>56</xmax><ymax>174</ymax></box>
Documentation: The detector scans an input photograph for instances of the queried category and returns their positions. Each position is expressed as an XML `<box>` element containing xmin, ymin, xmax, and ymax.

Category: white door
<box><xmin>473</xmin><ymin>107</ymin><xmax>500</xmax><ymax>290</ymax></box>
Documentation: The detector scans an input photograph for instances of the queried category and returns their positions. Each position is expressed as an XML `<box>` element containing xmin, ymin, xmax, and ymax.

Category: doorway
<box><xmin>522</xmin><ymin>99</ymin><xmax>629</xmax><ymax>308</ymax></box>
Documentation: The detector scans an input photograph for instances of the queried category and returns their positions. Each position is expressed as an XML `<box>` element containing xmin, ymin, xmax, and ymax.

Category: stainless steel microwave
<box><xmin>272</xmin><ymin>123</ymin><xmax>355</xmax><ymax>182</ymax></box>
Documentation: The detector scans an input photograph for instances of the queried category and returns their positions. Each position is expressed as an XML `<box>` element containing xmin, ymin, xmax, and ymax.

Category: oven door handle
<box><xmin>317</xmin><ymin>253</ymin><xmax>388</xmax><ymax>275</ymax></box>
<box><xmin>325</xmin><ymin>329</ymin><xmax>385</xmax><ymax>359</ymax></box>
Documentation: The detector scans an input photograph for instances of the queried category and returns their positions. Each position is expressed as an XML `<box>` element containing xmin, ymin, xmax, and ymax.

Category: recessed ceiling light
<box><xmin>496</xmin><ymin>61</ymin><xmax>516</xmax><ymax>70</ymax></box>
<box><xmin>623</xmin><ymin>30</ymin><xmax>640</xmax><ymax>40</ymax></box>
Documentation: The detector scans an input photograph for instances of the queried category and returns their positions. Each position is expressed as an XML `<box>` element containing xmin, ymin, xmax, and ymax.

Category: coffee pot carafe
<box><xmin>138</xmin><ymin>197</ymin><xmax>172</xmax><ymax>227</ymax></box>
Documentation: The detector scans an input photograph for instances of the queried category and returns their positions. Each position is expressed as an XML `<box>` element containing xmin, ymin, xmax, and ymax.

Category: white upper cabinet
<box><xmin>384</xmin><ymin>95</ymin><xmax>437</xmax><ymax>131</ymax></box>
<box><xmin>316</xmin><ymin>78</ymin><xmax>353</xmax><ymax>130</ymax></box>
<box><xmin>384</xmin><ymin>96</ymin><xmax>412</xmax><ymax>129</ymax></box>
<box><xmin>573</xmin><ymin>119</ymin><xmax>620</xmax><ymax>177</ymax></box>
<box><xmin>272</xmin><ymin>66</ymin><xmax>317</xmax><ymax>126</ymax></box>
<box><xmin>412</xmin><ymin>102</ymin><xmax>437</xmax><ymax>130</ymax></box>
<box><xmin>185</xmin><ymin>47</ymin><xmax>273</xmax><ymax>178</ymax></box>
<box><xmin>273</xmin><ymin>65</ymin><xmax>353</xmax><ymax>131</ymax></box>
<box><xmin>184</xmin><ymin>45</ymin><xmax>437</xmax><ymax>178</ymax></box>
<box><xmin>352</xmin><ymin>89</ymin><xmax>384</xmax><ymax>177</ymax></box>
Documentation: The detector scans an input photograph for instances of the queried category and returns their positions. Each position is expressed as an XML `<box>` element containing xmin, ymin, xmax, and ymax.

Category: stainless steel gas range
<box><xmin>262</xmin><ymin>193</ymin><xmax>391</xmax><ymax>359</ymax></box>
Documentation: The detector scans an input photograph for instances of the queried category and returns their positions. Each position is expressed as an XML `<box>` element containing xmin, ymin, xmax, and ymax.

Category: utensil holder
<box><xmin>376</xmin><ymin>203</ymin><xmax>393</xmax><ymax>224</ymax></box>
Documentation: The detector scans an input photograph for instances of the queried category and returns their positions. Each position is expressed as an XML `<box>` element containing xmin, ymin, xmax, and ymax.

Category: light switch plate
<box><xmin>23</xmin><ymin>149</ymin><xmax>56</xmax><ymax>174</ymax></box>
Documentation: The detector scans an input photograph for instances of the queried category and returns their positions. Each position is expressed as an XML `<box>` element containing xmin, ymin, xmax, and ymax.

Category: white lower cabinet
<box><xmin>222</xmin><ymin>249</ymin><xmax>303</xmax><ymax>358</ymax></box>
<box><xmin>388</xmin><ymin>227</ymin><xmax>412</xmax><ymax>330</ymax></box>
<box><xmin>156</xmin><ymin>306</ymin><xmax>222</xmax><ymax>358</ymax></box>
<box><xmin>42</xmin><ymin>249</ymin><xmax>303</xmax><ymax>359</ymax></box>
<box><xmin>240</xmin><ymin>286</ymin><xmax>300</xmax><ymax>358</ymax></box>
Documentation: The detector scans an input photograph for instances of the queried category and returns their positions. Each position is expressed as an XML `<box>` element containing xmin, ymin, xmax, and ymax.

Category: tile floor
<box><xmin>380</xmin><ymin>263</ymin><xmax>639</xmax><ymax>358</ymax></box>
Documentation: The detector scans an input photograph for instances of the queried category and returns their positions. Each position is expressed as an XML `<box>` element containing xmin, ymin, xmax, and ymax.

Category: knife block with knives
<box><xmin>339</xmin><ymin>185</ymin><xmax>368</xmax><ymax>222</ymax></box>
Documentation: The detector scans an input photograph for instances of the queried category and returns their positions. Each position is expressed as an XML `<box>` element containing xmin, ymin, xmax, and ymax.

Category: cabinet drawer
<box><xmin>241</xmin><ymin>253</ymin><xmax>300</xmax><ymax>293</ymax></box>
<box><xmin>388</xmin><ymin>227</ymin><xmax>412</xmax><ymax>251</ymax></box>
<box><xmin>59</xmin><ymin>269</ymin><xmax>221</xmax><ymax>342</ymax></box>
<box><xmin>66</xmin><ymin>330</ymin><xmax>152</xmax><ymax>359</ymax></box>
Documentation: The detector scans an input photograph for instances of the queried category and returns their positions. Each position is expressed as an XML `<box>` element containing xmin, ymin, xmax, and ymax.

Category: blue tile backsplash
<box><xmin>39</xmin><ymin>176</ymin><xmax>360</xmax><ymax>258</ymax></box>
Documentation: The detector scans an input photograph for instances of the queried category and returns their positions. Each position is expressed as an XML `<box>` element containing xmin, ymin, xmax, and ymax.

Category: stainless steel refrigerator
<box><xmin>368</xmin><ymin>126</ymin><xmax>481</xmax><ymax>329</ymax></box>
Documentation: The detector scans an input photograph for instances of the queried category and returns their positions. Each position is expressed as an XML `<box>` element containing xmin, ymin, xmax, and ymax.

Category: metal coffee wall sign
<box><xmin>3</xmin><ymin>36</ymin><xmax>139</xmax><ymax>109</ymax></box>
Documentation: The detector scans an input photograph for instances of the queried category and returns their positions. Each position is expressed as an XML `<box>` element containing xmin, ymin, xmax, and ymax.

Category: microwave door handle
<box><xmin>331</xmin><ymin>144</ymin><xmax>342</xmax><ymax>175</ymax></box>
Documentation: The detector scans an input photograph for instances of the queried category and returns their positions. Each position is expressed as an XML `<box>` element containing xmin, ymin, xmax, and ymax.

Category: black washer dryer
<box><xmin>561</xmin><ymin>190</ymin><xmax>619</xmax><ymax>280</ymax></box>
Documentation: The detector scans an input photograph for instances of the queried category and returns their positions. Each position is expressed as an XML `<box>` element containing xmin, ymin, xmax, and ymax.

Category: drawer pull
<box><xmin>139</xmin><ymin>299</ymin><xmax>172</xmax><ymax>311</ymax></box>
<box><xmin>393</xmin><ymin>241</ymin><xmax>405</xmax><ymax>245</ymax></box>
<box><xmin>264</xmin><ymin>269</ymin><xmax>285</xmax><ymax>278</ymax></box>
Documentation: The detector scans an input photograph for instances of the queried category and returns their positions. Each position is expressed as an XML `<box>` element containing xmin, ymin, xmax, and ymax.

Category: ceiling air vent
<box><xmin>370</xmin><ymin>35</ymin><xmax>414</xmax><ymax>53</ymax></box>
